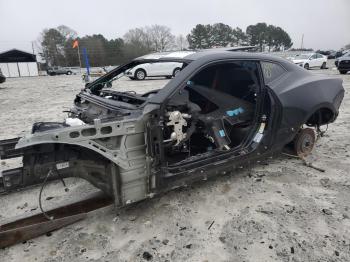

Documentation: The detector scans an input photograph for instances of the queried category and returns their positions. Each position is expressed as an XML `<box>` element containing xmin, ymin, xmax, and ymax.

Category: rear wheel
<box><xmin>128</xmin><ymin>76</ymin><xmax>135</xmax><ymax>80</ymax></box>
<box><xmin>320</xmin><ymin>62</ymin><xmax>326</xmax><ymax>69</ymax></box>
<box><xmin>339</xmin><ymin>70</ymin><xmax>347</xmax><ymax>75</ymax></box>
<box><xmin>293</xmin><ymin>128</ymin><xmax>315</xmax><ymax>157</ymax></box>
<box><xmin>304</xmin><ymin>63</ymin><xmax>309</xmax><ymax>70</ymax></box>
<box><xmin>173</xmin><ymin>67</ymin><xmax>181</xmax><ymax>77</ymax></box>
<box><xmin>135</xmin><ymin>69</ymin><xmax>146</xmax><ymax>80</ymax></box>
<box><xmin>66</xmin><ymin>71</ymin><xmax>72</xmax><ymax>75</ymax></box>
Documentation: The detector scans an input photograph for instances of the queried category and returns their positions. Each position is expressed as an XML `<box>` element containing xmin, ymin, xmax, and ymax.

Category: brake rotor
<box><xmin>293</xmin><ymin>128</ymin><xmax>316</xmax><ymax>157</ymax></box>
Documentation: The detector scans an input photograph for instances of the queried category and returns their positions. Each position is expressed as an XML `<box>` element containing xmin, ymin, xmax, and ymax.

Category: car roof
<box><xmin>135</xmin><ymin>47</ymin><xmax>259</xmax><ymax>61</ymax></box>
<box><xmin>180</xmin><ymin>49</ymin><xmax>296</xmax><ymax>69</ymax></box>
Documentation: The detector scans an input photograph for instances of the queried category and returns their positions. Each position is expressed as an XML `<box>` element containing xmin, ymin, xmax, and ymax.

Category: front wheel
<box><xmin>66</xmin><ymin>71</ymin><xmax>72</xmax><ymax>75</ymax></box>
<box><xmin>135</xmin><ymin>69</ymin><xmax>146</xmax><ymax>80</ymax></box>
<box><xmin>339</xmin><ymin>70</ymin><xmax>347</xmax><ymax>75</ymax></box>
<box><xmin>304</xmin><ymin>63</ymin><xmax>309</xmax><ymax>70</ymax></box>
<box><xmin>320</xmin><ymin>62</ymin><xmax>326</xmax><ymax>69</ymax></box>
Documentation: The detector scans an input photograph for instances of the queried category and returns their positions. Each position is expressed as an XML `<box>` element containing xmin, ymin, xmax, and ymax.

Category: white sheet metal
<box><xmin>8</xmin><ymin>63</ymin><xmax>19</xmax><ymax>77</ymax></box>
<box><xmin>0</xmin><ymin>63</ymin><xmax>9</xmax><ymax>77</ymax></box>
<box><xmin>18</xmin><ymin>62</ymin><xmax>30</xmax><ymax>76</ymax></box>
<box><xmin>0</xmin><ymin>62</ymin><xmax>38</xmax><ymax>77</ymax></box>
<box><xmin>27</xmin><ymin>62</ymin><xmax>38</xmax><ymax>76</ymax></box>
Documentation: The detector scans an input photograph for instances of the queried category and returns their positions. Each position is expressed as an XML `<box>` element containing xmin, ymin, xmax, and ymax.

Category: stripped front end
<box><xmin>0</xmin><ymin>100</ymin><xmax>152</xmax><ymax>208</ymax></box>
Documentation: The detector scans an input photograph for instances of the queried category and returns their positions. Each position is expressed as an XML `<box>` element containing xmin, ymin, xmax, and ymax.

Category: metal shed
<box><xmin>0</xmin><ymin>49</ymin><xmax>38</xmax><ymax>77</ymax></box>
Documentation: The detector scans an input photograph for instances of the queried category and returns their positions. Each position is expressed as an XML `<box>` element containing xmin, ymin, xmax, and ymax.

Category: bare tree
<box><xmin>148</xmin><ymin>25</ymin><xmax>175</xmax><ymax>51</ymax></box>
<box><xmin>175</xmin><ymin>34</ymin><xmax>189</xmax><ymax>50</ymax></box>
<box><xmin>124</xmin><ymin>25</ymin><xmax>175</xmax><ymax>52</ymax></box>
<box><xmin>124</xmin><ymin>28</ymin><xmax>151</xmax><ymax>49</ymax></box>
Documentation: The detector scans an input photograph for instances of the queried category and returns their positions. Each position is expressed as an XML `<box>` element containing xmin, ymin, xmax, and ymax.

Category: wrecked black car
<box><xmin>0</xmin><ymin>49</ymin><xmax>344</xmax><ymax>209</ymax></box>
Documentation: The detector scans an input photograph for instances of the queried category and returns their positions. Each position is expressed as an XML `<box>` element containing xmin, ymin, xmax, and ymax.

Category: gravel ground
<box><xmin>0</xmin><ymin>61</ymin><xmax>350</xmax><ymax>262</ymax></box>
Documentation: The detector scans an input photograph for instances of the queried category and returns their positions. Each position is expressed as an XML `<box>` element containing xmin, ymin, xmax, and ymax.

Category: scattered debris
<box><xmin>142</xmin><ymin>251</ymin><xmax>153</xmax><ymax>261</ymax></box>
<box><xmin>302</xmin><ymin>158</ymin><xmax>325</xmax><ymax>172</ymax></box>
<box><xmin>184</xmin><ymin>244</ymin><xmax>192</xmax><ymax>249</ymax></box>
<box><xmin>208</xmin><ymin>221</ymin><xmax>215</xmax><ymax>230</ymax></box>
<box><xmin>162</xmin><ymin>239</ymin><xmax>169</xmax><ymax>245</ymax></box>
<box><xmin>256</xmin><ymin>209</ymin><xmax>273</xmax><ymax>215</ymax></box>
<box><xmin>322</xmin><ymin>208</ymin><xmax>332</xmax><ymax>215</ymax></box>
<box><xmin>17</xmin><ymin>202</ymin><xmax>28</xmax><ymax>209</ymax></box>
<box><xmin>219</xmin><ymin>236</ymin><xmax>226</xmax><ymax>243</ymax></box>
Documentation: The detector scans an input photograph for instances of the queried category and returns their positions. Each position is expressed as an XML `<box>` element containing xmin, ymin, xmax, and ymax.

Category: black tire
<box><xmin>173</xmin><ymin>67</ymin><xmax>181</xmax><ymax>77</ymax></box>
<box><xmin>49</xmin><ymin>72</ymin><xmax>55</xmax><ymax>76</ymax></box>
<box><xmin>304</xmin><ymin>63</ymin><xmax>309</xmax><ymax>70</ymax></box>
<box><xmin>339</xmin><ymin>70</ymin><xmax>347</xmax><ymax>75</ymax></box>
<box><xmin>66</xmin><ymin>71</ymin><xmax>72</xmax><ymax>75</ymax></box>
<box><xmin>128</xmin><ymin>76</ymin><xmax>135</xmax><ymax>80</ymax></box>
<box><xmin>135</xmin><ymin>69</ymin><xmax>146</xmax><ymax>80</ymax></box>
<box><xmin>320</xmin><ymin>62</ymin><xmax>326</xmax><ymax>69</ymax></box>
<box><xmin>166</xmin><ymin>76</ymin><xmax>172</xmax><ymax>79</ymax></box>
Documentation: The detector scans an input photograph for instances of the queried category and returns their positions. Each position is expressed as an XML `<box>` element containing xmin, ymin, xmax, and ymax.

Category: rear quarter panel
<box><xmin>269</xmin><ymin>70</ymin><xmax>344</xmax><ymax>145</ymax></box>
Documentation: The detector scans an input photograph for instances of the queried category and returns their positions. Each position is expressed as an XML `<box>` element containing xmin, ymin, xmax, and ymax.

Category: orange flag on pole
<box><xmin>72</xmin><ymin>40</ymin><xmax>79</xmax><ymax>49</ymax></box>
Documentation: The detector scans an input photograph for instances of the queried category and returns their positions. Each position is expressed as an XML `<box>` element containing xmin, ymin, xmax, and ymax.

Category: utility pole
<box><xmin>31</xmin><ymin>41</ymin><xmax>40</xmax><ymax>74</ymax></box>
<box><xmin>301</xmin><ymin>34</ymin><xmax>304</xmax><ymax>50</ymax></box>
<box><xmin>31</xmin><ymin>41</ymin><xmax>35</xmax><ymax>55</ymax></box>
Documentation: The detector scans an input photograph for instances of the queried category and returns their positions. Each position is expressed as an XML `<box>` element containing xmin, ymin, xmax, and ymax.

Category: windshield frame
<box><xmin>295</xmin><ymin>54</ymin><xmax>311</xmax><ymax>60</ymax></box>
<box><xmin>85</xmin><ymin>58</ymin><xmax>192</xmax><ymax>95</ymax></box>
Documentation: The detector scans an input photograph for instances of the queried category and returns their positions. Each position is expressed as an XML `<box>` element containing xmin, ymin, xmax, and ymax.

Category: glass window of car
<box><xmin>310</xmin><ymin>54</ymin><xmax>317</xmax><ymax>59</ymax></box>
<box><xmin>316</xmin><ymin>54</ymin><xmax>323</xmax><ymax>59</ymax></box>
<box><xmin>261</xmin><ymin>62</ymin><xmax>286</xmax><ymax>85</ymax></box>
<box><xmin>185</xmin><ymin>61</ymin><xmax>260</xmax><ymax>113</ymax></box>
<box><xmin>296</xmin><ymin>54</ymin><xmax>310</xmax><ymax>59</ymax></box>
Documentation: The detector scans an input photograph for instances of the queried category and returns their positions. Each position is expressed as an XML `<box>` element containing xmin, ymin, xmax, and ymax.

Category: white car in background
<box><xmin>126</xmin><ymin>51</ymin><xmax>195</xmax><ymax>80</ymax></box>
<box><xmin>291</xmin><ymin>53</ymin><xmax>327</xmax><ymax>70</ymax></box>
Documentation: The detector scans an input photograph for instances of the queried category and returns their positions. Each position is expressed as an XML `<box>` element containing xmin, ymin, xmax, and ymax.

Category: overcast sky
<box><xmin>0</xmin><ymin>0</ymin><xmax>349</xmax><ymax>53</ymax></box>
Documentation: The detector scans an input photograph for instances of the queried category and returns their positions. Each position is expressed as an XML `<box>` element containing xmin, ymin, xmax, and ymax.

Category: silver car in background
<box><xmin>126</xmin><ymin>51</ymin><xmax>195</xmax><ymax>80</ymax></box>
<box><xmin>290</xmin><ymin>53</ymin><xmax>327</xmax><ymax>70</ymax></box>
